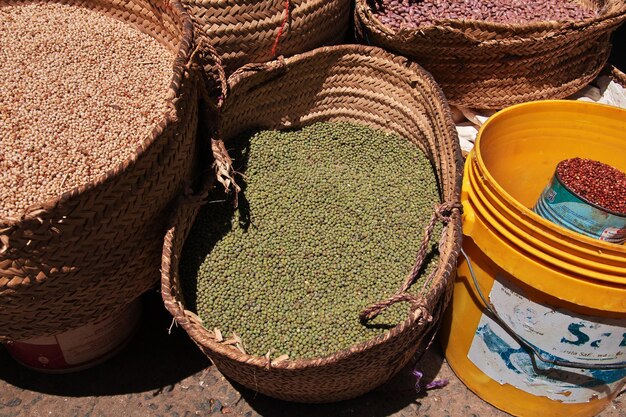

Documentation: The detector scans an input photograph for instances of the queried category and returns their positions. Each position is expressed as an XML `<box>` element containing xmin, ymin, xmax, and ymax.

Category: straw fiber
<box><xmin>605</xmin><ymin>64</ymin><xmax>626</xmax><ymax>86</ymax></box>
<box><xmin>355</xmin><ymin>0</ymin><xmax>626</xmax><ymax>109</ymax></box>
<box><xmin>161</xmin><ymin>44</ymin><xmax>464</xmax><ymax>403</ymax></box>
<box><xmin>0</xmin><ymin>0</ymin><xmax>220</xmax><ymax>340</ymax></box>
<box><xmin>181</xmin><ymin>0</ymin><xmax>351</xmax><ymax>75</ymax></box>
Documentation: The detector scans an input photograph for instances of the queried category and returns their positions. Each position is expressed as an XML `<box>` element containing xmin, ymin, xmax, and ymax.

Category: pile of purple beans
<box><xmin>369</xmin><ymin>0</ymin><xmax>597</xmax><ymax>29</ymax></box>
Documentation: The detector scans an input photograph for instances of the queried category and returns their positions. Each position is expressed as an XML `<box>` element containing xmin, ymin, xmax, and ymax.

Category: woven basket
<box><xmin>161</xmin><ymin>44</ymin><xmax>464</xmax><ymax>403</ymax></box>
<box><xmin>0</xmin><ymin>0</ymin><xmax>228</xmax><ymax>340</ymax></box>
<box><xmin>181</xmin><ymin>0</ymin><xmax>351</xmax><ymax>75</ymax></box>
<box><xmin>355</xmin><ymin>0</ymin><xmax>626</xmax><ymax>109</ymax></box>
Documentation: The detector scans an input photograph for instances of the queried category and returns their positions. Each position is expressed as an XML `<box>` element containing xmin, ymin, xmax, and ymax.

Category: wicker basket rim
<box><xmin>164</xmin><ymin>208</ymin><xmax>462</xmax><ymax>370</ymax></box>
<box><xmin>0</xmin><ymin>0</ymin><xmax>196</xmax><ymax>228</ymax></box>
<box><xmin>228</xmin><ymin>43</ymin><xmax>457</xmax><ymax>143</ymax></box>
<box><xmin>356</xmin><ymin>0</ymin><xmax>626</xmax><ymax>37</ymax></box>
<box><xmin>162</xmin><ymin>44</ymin><xmax>464</xmax><ymax>371</ymax></box>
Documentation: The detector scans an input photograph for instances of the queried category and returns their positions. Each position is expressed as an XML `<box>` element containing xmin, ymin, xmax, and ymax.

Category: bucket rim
<box><xmin>474</xmin><ymin>99</ymin><xmax>626</xmax><ymax>253</ymax></box>
<box><xmin>464</xmin><ymin>158</ymin><xmax>626</xmax><ymax>282</ymax></box>
<box><xmin>462</xmin><ymin>166</ymin><xmax>626</xmax><ymax>313</ymax></box>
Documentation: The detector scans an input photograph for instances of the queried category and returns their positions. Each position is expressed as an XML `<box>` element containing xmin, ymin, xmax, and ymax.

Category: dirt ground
<box><xmin>0</xmin><ymin>291</ymin><xmax>623</xmax><ymax>417</ymax></box>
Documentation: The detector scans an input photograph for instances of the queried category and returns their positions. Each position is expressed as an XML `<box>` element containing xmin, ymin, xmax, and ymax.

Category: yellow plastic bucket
<box><xmin>440</xmin><ymin>101</ymin><xmax>626</xmax><ymax>417</ymax></box>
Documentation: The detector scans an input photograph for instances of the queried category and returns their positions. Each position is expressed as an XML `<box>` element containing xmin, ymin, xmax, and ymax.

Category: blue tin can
<box><xmin>533</xmin><ymin>170</ymin><xmax>626</xmax><ymax>244</ymax></box>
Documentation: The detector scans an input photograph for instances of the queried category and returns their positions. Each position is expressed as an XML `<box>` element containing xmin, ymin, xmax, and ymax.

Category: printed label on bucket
<box><xmin>468</xmin><ymin>278</ymin><xmax>626</xmax><ymax>403</ymax></box>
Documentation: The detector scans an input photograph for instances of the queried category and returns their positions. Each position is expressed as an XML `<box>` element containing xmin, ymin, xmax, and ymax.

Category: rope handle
<box><xmin>188</xmin><ymin>28</ymin><xmax>240</xmax><ymax>200</ymax></box>
<box><xmin>188</xmin><ymin>27</ymin><xmax>227</xmax><ymax>110</ymax></box>
<box><xmin>359</xmin><ymin>202</ymin><xmax>462</xmax><ymax>324</ymax></box>
<box><xmin>175</xmin><ymin>139</ymin><xmax>239</xmax><ymax>211</ymax></box>
<box><xmin>211</xmin><ymin>138</ymin><xmax>240</xmax><ymax>205</ymax></box>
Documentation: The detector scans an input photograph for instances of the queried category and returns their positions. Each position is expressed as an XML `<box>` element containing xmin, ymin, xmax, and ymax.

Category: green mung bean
<box><xmin>180</xmin><ymin>122</ymin><xmax>442</xmax><ymax>359</ymax></box>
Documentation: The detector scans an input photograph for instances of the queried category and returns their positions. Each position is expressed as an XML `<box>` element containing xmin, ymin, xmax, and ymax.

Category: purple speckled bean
<box><xmin>370</xmin><ymin>0</ymin><xmax>597</xmax><ymax>29</ymax></box>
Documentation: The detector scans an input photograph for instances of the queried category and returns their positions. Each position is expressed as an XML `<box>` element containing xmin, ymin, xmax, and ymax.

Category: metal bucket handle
<box><xmin>460</xmin><ymin>248</ymin><xmax>626</xmax><ymax>370</ymax></box>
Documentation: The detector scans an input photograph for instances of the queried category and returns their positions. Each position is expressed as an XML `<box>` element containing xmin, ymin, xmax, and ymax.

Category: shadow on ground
<box><xmin>233</xmin><ymin>346</ymin><xmax>446</xmax><ymax>417</ymax></box>
<box><xmin>0</xmin><ymin>290</ymin><xmax>210</xmax><ymax>397</ymax></box>
<box><xmin>0</xmin><ymin>290</ymin><xmax>447</xmax><ymax>417</ymax></box>
<box><xmin>0</xmin><ymin>291</ymin><xmax>443</xmax><ymax>417</ymax></box>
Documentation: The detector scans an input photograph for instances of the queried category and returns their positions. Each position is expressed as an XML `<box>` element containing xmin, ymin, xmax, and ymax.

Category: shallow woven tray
<box><xmin>0</xmin><ymin>0</ymin><xmax>217</xmax><ymax>340</ymax></box>
<box><xmin>161</xmin><ymin>44</ymin><xmax>464</xmax><ymax>403</ymax></box>
<box><xmin>355</xmin><ymin>0</ymin><xmax>626</xmax><ymax>109</ymax></box>
<box><xmin>182</xmin><ymin>0</ymin><xmax>351</xmax><ymax>75</ymax></box>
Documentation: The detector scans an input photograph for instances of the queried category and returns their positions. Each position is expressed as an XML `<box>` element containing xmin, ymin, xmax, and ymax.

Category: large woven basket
<box><xmin>0</xmin><ymin>0</ymin><xmax>224</xmax><ymax>340</ymax></box>
<box><xmin>355</xmin><ymin>0</ymin><xmax>626</xmax><ymax>109</ymax></box>
<box><xmin>181</xmin><ymin>0</ymin><xmax>351</xmax><ymax>75</ymax></box>
<box><xmin>161</xmin><ymin>44</ymin><xmax>464</xmax><ymax>403</ymax></box>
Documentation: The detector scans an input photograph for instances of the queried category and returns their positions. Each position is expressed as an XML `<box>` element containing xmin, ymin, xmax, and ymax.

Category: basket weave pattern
<box><xmin>0</xmin><ymin>0</ymin><xmax>205</xmax><ymax>340</ymax></box>
<box><xmin>181</xmin><ymin>0</ymin><xmax>351</xmax><ymax>75</ymax></box>
<box><xmin>355</xmin><ymin>0</ymin><xmax>626</xmax><ymax>108</ymax></box>
<box><xmin>161</xmin><ymin>45</ymin><xmax>464</xmax><ymax>403</ymax></box>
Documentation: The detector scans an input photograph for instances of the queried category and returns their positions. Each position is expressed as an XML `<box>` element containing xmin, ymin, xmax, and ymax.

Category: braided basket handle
<box><xmin>188</xmin><ymin>29</ymin><xmax>240</xmax><ymax>200</ymax></box>
<box><xmin>359</xmin><ymin>202</ymin><xmax>462</xmax><ymax>324</ymax></box>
